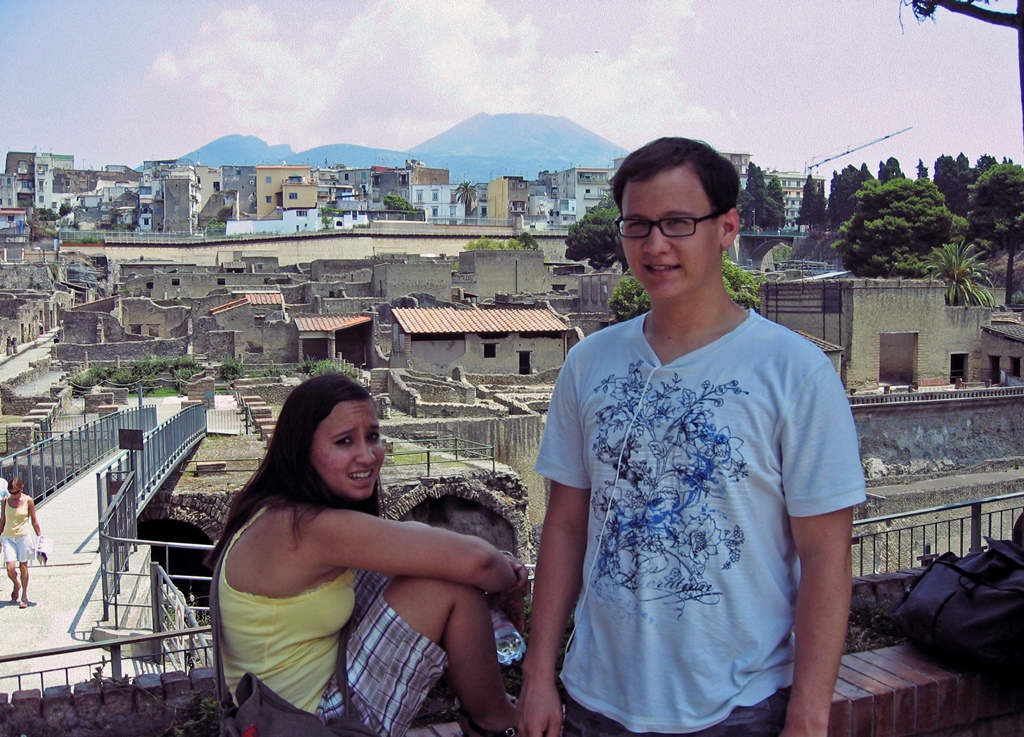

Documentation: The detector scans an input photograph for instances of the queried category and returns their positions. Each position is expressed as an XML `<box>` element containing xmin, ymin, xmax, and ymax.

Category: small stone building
<box><xmin>391</xmin><ymin>306</ymin><xmax>571</xmax><ymax>374</ymax></box>
<box><xmin>762</xmin><ymin>278</ymin><xmax>994</xmax><ymax>390</ymax></box>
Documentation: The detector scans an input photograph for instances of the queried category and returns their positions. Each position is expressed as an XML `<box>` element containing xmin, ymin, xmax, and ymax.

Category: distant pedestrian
<box><xmin>2</xmin><ymin>478</ymin><xmax>41</xmax><ymax>609</ymax></box>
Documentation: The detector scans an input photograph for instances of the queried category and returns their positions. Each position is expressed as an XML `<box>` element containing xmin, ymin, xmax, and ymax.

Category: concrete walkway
<box><xmin>0</xmin><ymin>396</ymin><xmax>185</xmax><ymax>693</ymax></box>
<box><xmin>0</xmin><ymin>329</ymin><xmax>57</xmax><ymax>387</ymax></box>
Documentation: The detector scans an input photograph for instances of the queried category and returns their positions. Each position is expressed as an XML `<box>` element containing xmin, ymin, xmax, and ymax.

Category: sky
<box><xmin>2</xmin><ymin>0</ymin><xmax>1022</xmax><ymax>181</ymax></box>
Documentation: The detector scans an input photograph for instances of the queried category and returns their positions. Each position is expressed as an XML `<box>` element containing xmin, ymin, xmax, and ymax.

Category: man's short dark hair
<box><xmin>610</xmin><ymin>137</ymin><xmax>740</xmax><ymax>214</ymax></box>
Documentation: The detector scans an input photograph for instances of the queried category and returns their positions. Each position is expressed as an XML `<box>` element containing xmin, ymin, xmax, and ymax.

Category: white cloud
<box><xmin>149</xmin><ymin>52</ymin><xmax>181</xmax><ymax>81</ymax></box>
<box><xmin>144</xmin><ymin>0</ymin><xmax>718</xmax><ymax>152</ymax></box>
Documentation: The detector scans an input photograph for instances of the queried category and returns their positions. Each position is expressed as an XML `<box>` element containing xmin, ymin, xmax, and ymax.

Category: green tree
<box><xmin>514</xmin><ymin>231</ymin><xmax>539</xmax><ymax>250</ymax></box>
<box><xmin>907</xmin><ymin>1</ymin><xmax>1024</xmax><ymax>156</ymax></box>
<box><xmin>466</xmin><ymin>237</ymin><xmax>507</xmax><ymax>250</ymax></box>
<box><xmin>762</xmin><ymin>175</ymin><xmax>786</xmax><ymax>230</ymax></box>
<box><xmin>798</xmin><ymin>175</ymin><xmax>827</xmax><ymax>229</ymax></box>
<box><xmin>455</xmin><ymin>181</ymin><xmax>476</xmax><ymax>218</ymax></box>
<box><xmin>916</xmin><ymin>159</ymin><xmax>930</xmax><ymax>180</ymax></box>
<box><xmin>608</xmin><ymin>255</ymin><xmax>762</xmax><ymax>322</ymax></box>
<box><xmin>968</xmin><ymin>162</ymin><xmax>1024</xmax><ymax>302</ymax></box>
<box><xmin>975</xmin><ymin>153</ymin><xmax>999</xmax><ymax>177</ymax></box>
<box><xmin>738</xmin><ymin>162</ymin><xmax>766</xmax><ymax>229</ymax></box>
<box><xmin>565</xmin><ymin>203</ymin><xmax>623</xmax><ymax>269</ymax></box>
<box><xmin>36</xmin><ymin>207</ymin><xmax>58</xmax><ymax>221</ymax></box>
<box><xmin>217</xmin><ymin>357</ymin><xmax>244</xmax><ymax>382</ymax></box>
<box><xmin>722</xmin><ymin>254</ymin><xmax>764</xmax><ymax>309</ymax></box>
<box><xmin>58</xmin><ymin>203</ymin><xmax>72</xmax><ymax>217</ymax></box>
<box><xmin>878</xmin><ymin>157</ymin><xmax>905</xmax><ymax>183</ymax></box>
<box><xmin>608</xmin><ymin>274</ymin><xmax>650</xmax><ymax>321</ymax></box>
<box><xmin>933</xmin><ymin>153</ymin><xmax>973</xmax><ymax>217</ymax></box>
<box><xmin>828</xmin><ymin>163</ymin><xmax>875</xmax><ymax>228</ymax></box>
<box><xmin>737</xmin><ymin>163</ymin><xmax>785</xmax><ymax>230</ymax></box>
<box><xmin>836</xmin><ymin>177</ymin><xmax>956</xmax><ymax>277</ymax></box>
<box><xmin>465</xmin><ymin>235</ymin><xmax>536</xmax><ymax>251</ymax></box>
<box><xmin>383</xmin><ymin>194</ymin><xmax>419</xmax><ymax>213</ymax></box>
<box><xmin>922</xmin><ymin>240</ymin><xmax>996</xmax><ymax>306</ymax></box>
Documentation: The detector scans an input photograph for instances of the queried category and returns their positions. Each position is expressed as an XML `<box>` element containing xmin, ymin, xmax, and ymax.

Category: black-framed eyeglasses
<box><xmin>616</xmin><ymin>209</ymin><xmax>728</xmax><ymax>239</ymax></box>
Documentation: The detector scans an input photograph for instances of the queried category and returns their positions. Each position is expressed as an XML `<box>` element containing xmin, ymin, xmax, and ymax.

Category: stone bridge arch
<box><xmin>734</xmin><ymin>233</ymin><xmax>801</xmax><ymax>269</ymax></box>
<box><xmin>380</xmin><ymin>471</ymin><xmax>533</xmax><ymax>560</ymax></box>
<box><xmin>140</xmin><ymin>489</ymin><xmax>232</xmax><ymax>543</ymax></box>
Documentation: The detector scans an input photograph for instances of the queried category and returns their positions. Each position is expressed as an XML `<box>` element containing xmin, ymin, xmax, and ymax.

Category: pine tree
<box><xmin>798</xmin><ymin>175</ymin><xmax>827</xmax><ymax>229</ymax></box>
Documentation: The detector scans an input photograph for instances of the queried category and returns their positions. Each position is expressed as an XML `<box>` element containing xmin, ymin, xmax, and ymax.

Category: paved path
<box><xmin>0</xmin><ymin>396</ymin><xmax>184</xmax><ymax>693</ymax></box>
<box><xmin>0</xmin><ymin>329</ymin><xmax>56</xmax><ymax>387</ymax></box>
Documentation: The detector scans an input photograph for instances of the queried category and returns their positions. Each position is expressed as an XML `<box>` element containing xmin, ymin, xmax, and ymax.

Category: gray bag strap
<box><xmin>209</xmin><ymin>550</ymin><xmax>356</xmax><ymax>714</ymax></box>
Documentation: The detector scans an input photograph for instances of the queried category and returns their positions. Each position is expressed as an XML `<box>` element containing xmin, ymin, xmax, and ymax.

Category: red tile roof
<box><xmin>247</xmin><ymin>292</ymin><xmax>285</xmax><ymax>305</ymax></box>
<box><xmin>209</xmin><ymin>292</ymin><xmax>283</xmax><ymax>315</ymax></box>
<box><xmin>294</xmin><ymin>315</ymin><xmax>371</xmax><ymax>332</ymax></box>
<box><xmin>393</xmin><ymin>308</ymin><xmax>567</xmax><ymax>334</ymax></box>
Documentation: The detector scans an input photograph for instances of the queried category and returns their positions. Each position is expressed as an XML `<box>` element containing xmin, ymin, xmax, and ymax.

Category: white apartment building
<box><xmin>555</xmin><ymin>167</ymin><xmax>612</xmax><ymax>224</ymax></box>
<box><xmin>411</xmin><ymin>182</ymin><xmax>464</xmax><ymax>222</ymax></box>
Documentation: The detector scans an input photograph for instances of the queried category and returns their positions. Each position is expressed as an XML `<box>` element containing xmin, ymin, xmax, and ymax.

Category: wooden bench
<box><xmin>193</xmin><ymin>461</ymin><xmax>227</xmax><ymax>476</ymax></box>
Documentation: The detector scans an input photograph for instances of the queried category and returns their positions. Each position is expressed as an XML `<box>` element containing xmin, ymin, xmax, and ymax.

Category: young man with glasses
<box><xmin>519</xmin><ymin>138</ymin><xmax>865</xmax><ymax>737</ymax></box>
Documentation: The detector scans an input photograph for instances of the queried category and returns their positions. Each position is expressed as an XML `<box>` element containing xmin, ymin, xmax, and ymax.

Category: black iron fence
<box><xmin>851</xmin><ymin>490</ymin><xmax>1024</xmax><ymax>575</ymax></box>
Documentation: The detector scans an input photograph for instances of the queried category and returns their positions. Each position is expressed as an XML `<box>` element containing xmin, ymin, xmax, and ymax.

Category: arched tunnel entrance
<box><xmin>402</xmin><ymin>496</ymin><xmax>516</xmax><ymax>553</ymax></box>
<box><xmin>138</xmin><ymin>519</ymin><xmax>214</xmax><ymax>610</ymax></box>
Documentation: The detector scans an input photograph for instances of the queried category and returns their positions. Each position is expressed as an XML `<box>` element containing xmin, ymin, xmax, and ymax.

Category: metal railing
<box><xmin>851</xmin><ymin>490</ymin><xmax>1024</xmax><ymax>575</ymax></box>
<box><xmin>97</xmin><ymin>404</ymin><xmax>207</xmax><ymax>624</ymax></box>
<box><xmin>0</xmin><ymin>406</ymin><xmax>157</xmax><ymax>505</ymax></box>
<box><xmin>39</xmin><ymin>411</ymin><xmax>99</xmax><ymax>437</ymax></box>
<box><xmin>0</xmin><ymin>626</ymin><xmax>211</xmax><ymax>694</ymax></box>
<box><xmin>849</xmin><ymin>385</ymin><xmax>1024</xmax><ymax>405</ymax></box>
<box><xmin>386</xmin><ymin>436</ymin><xmax>496</xmax><ymax>475</ymax></box>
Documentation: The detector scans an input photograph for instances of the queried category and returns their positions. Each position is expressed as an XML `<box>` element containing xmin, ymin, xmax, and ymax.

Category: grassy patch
<box><xmin>145</xmin><ymin>387</ymin><xmax>182</xmax><ymax>398</ymax></box>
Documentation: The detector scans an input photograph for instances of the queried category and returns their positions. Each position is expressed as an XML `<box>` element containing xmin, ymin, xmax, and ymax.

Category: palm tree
<box><xmin>455</xmin><ymin>181</ymin><xmax>476</xmax><ymax>220</ymax></box>
<box><xmin>922</xmin><ymin>240</ymin><xmax>997</xmax><ymax>307</ymax></box>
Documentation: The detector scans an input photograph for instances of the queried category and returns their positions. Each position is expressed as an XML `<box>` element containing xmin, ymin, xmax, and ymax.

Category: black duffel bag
<box><xmin>889</xmin><ymin>537</ymin><xmax>1024</xmax><ymax>674</ymax></box>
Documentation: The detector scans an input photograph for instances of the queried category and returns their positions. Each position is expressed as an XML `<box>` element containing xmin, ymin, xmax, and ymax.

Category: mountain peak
<box><xmin>177</xmin><ymin>113</ymin><xmax>625</xmax><ymax>181</ymax></box>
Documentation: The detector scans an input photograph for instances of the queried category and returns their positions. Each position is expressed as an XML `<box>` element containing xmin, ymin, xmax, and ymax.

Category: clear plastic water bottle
<box><xmin>491</xmin><ymin>607</ymin><xmax>526</xmax><ymax>665</ymax></box>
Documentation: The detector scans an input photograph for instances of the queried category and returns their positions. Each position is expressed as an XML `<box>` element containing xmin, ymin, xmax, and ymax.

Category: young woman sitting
<box><xmin>206</xmin><ymin>374</ymin><xmax>526</xmax><ymax>737</ymax></box>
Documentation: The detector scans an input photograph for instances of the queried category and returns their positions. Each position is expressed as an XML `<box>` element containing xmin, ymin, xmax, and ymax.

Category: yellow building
<box><xmin>255</xmin><ymin>165</ymin><xmax>318</xmax><ymax>220</ymax></box>
<box><xmin>487</xmin><ymin>176</ymin><xmax>528</xmax><ymax>222</ymax></box>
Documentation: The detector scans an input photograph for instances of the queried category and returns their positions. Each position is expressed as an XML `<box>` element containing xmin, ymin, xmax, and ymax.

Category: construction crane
<box><xmin>804</xmin><ymin>127</ymin><xmax>913</xmax><ymax>174</ymax></box>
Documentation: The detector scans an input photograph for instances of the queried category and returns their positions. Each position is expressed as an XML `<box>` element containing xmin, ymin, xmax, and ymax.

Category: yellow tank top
<box><xmin>3</xmin><ymin>497</ymin><xmax>31</xmax><ymax>537</ymax></box>
<box><xmin>219</xmin><ymin>507</ymin><xmax>356</xmax><ymax>713</ymax></box>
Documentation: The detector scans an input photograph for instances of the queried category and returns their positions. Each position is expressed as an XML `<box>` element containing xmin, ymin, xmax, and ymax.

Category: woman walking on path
<box><xmin>1</xmin><ymin>478</ymin><xmax>41</xmax><ymax>609</ymax></box>
<box><xmin>206</xmin><ymin>374</ymin><xmax>527</xmax><ymax>737</ymax></box>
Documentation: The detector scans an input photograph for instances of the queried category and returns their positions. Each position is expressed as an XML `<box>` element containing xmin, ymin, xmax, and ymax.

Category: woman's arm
<box><xmin>303</xmin><ymin>509</ymin><xmax>526</xmax><ymax>594</ymax></box>
<box><xmin>27</xmin><ymin>499</ymin><xmax>41</xmax><ymax>536</ymax></box>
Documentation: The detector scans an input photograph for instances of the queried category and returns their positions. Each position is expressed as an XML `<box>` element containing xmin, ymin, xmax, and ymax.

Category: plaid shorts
<box><xmin>317</xmin><ymin>570</ymin><xmax>448</xmax><ymax>737</ymax></box>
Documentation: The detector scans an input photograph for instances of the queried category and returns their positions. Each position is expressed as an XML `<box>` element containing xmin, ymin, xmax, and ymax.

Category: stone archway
<box><xmin>380</xmin><ymin>471</ymin><xmax>533</xmax><ymax>561</ymax></box>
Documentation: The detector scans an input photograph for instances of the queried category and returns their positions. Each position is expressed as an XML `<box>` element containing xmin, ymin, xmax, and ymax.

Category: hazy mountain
<box><xmin>175</xmin><ymin>113</ymin><xmax>626</xmax><ymax>182</ymax></box>
<box><xmin>178</xmin><ymin>134</ymin><xmax>295</xmax><ymax>167</ymax></box>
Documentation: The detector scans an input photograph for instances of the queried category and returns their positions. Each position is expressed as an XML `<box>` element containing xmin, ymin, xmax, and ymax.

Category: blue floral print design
<box><xmin>591</xmin><ymin>362</ymin><xmax>747</xmax><ymax>612</ymax></box>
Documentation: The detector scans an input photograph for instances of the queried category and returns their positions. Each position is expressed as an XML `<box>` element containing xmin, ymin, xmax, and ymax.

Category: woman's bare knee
<box><xmin>384</xmin><ymin>576</ymin><xmax>483</xmax><ymax>643</ymax></box>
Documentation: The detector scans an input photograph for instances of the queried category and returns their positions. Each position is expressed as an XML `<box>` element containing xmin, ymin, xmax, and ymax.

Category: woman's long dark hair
<box><xmin>205</xmin><ymin>374</ymin><xmax>380</xmax><ymax>568</ymax></box>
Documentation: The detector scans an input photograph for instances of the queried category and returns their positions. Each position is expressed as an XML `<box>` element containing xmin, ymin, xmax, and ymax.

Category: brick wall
<box><xmin>0</xmin><ymin>668</ymin><xmax>214</xmax><ymax>737</ymax></box>
<box><xmin>3</xmin><ymin>572</ymin><xmax>1022</xmax><ymax>737</ymax></box>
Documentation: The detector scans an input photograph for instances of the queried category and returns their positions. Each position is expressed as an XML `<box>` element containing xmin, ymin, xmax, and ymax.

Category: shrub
<box><xmin>217</xmin><ymin>357</ymin><xmax>245</xmax><ymax>382</ymax></box>
<box><xmin>300</xmin><ymin>357</ymin><xmax>360</xmax><ymax>380</ymax></box>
